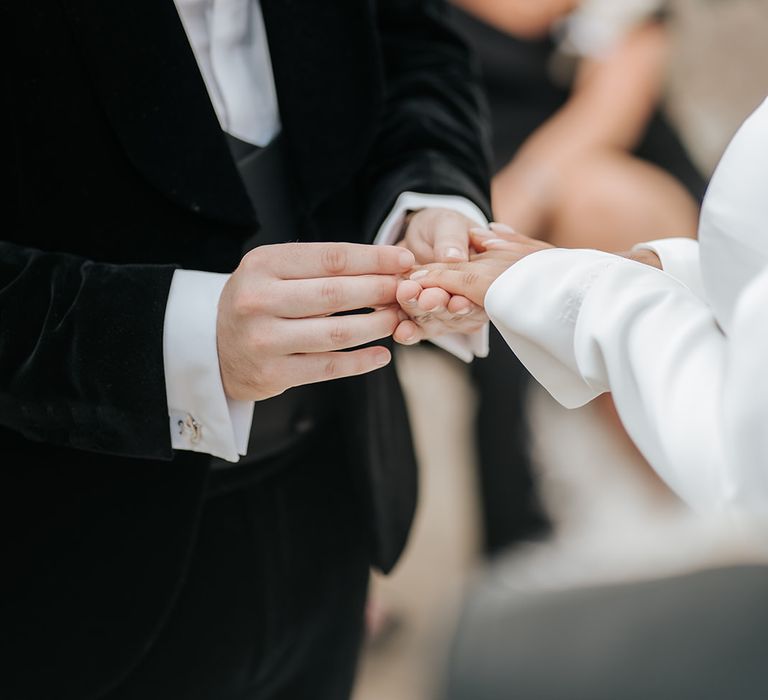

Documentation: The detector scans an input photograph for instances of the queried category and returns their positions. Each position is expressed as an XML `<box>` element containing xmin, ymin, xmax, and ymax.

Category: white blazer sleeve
<box><xmin>721</xmin><ymin>267</ymin><xmax>768</xmax><ymax>511</ymax></box>
<box><xmin>633</xmin><ymin>237</ymin><xmax>706</xmax><ymax>300</ymax></box>
<box><xmin>486</xmin><ymin>248</ymin><xmax>768</xmax><ymax>513</ymax></box>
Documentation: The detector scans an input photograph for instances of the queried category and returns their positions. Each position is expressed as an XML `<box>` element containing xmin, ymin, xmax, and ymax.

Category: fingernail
<box><xmin>444</xmin><ymin>247</ymin><xmax>465</xmax><ymax>261</ymax></box>
<box><xmin>482</xmin><ymin>239</ymin><xmax>508</xmax><ymax>247</ymax></box>
<box><xmin>409</xmin><ymin>270</ymin><xmax>429</xmax><ymax>280</ymax></box>
<box><xmin>398</xmin><ymin>250</ymin><xmax>415</xmax><ymax>268</ymax></box>
<box><xmin>375</xmin><ymin>350</ymin><xmax>391</xmax><ymax>366</ymax></box>
<box><xmin>456</xmin><ymin>307</ymin><xmax>472</xmax><ymax>316</ymax></box>
<box><xmin>490</xmin><ymin>222</ymin><xmax>516</xmax><ymax>234</ymax></box>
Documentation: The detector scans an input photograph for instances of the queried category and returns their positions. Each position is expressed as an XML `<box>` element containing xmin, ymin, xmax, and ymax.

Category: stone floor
<box><xmin>353</xmin><ymin>3</ymin><xmax>768</xmax><ymax>699</ymax></box>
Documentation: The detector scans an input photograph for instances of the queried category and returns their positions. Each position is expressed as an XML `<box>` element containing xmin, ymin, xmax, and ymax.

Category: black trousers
<box><xmin>106</xmin><ymin>427</ymin><xmax>370</xmax><ymax>700</ymax></box>
<box><xmin>445</xmin><ymin>565</ymin><xmax>768</xmax><ymax>700</ymax></box>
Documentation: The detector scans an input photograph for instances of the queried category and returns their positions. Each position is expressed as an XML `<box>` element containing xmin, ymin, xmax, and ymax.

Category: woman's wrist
<box><xmin>619</xmin><ymin>248</ymin><xmax>663</xmax><ymax>270</ymax></box>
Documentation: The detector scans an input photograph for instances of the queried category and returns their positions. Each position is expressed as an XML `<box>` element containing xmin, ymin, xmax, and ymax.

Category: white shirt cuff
<box><xmin>633</xmin><ymin>238</ymin><xmax>705</xmax><ymax>300</ymax></box>
<box><xmin>163</xmin><ymin>269</ymin><xmax>254</xmax><ymax>462</ymax></box>
<box><xmin>375</xmin><ymin>191</ymin><xmax>490</xmax><ymax>361</ymax></box>
<box><xmin>373</xmin><ymin>191</ymin><xmax>489</xmax><ymax>246</ymax></box>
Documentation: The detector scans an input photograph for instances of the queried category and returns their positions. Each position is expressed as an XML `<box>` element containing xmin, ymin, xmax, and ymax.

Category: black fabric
<box><xmin>449</xmin><ymin>5</ymin><xmax>707</xmax><ymax>555</ymax></box>
<box><xmin>226</xmin><ymin>134</ymin><xmax>303</xmax><ymax>250</ymax></box>
<box><xmin>2</xmin><ymin>2</ymin><xmax>491</xmax><ymax>698</ymax></box>
<box><xmin>446</xmin><ymin>565</ymin><xmax>768</xmax><ymax>700</ymax></box>
<box><xmin>449</xmin><ymin>5</ymin><xmax>707</xmax><ymax>200</ymax></box>
<box><xmin>106</xmin><ymin>429</ymin><xmax>370</xmax><ymax>700</ymax></box>
<box><xmin>472</xmin><ymin>327</ymin><xmax>550</xmax><ymax>553</ymax></box>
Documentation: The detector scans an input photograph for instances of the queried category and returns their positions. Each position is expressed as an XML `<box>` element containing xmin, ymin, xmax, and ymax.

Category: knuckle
<box><xmin>321</xmin><ymin>279</ymin><xmax>345</xmax><ymax>308</ymax></box>
<box><xmin>231</xmin><ymin>289</ymin><xmax>256</xmax><ymax>316</ymax></box>
<box><xmin>241</xmin><ymin>246</ymin><xmax>265</xmax><ymax>269</ymax></box>
<box><xmin>376</xmin><ymin>246</ymin><xmax>388</xmax><ymax>269</ymax></box>
<box><xmin>246</xmin><ymin>327</ymin><xmax>269</xmax><ymax>355</ymax></box>
<box><xmin>321</xmin><ymin>245</ymin><xmax>348</xmax><ymax>275</ymax></box>
<box><xmin>323</xmin><ymin>357</ymin><xmax>339</xmax><ymax>379</ymax></box>
<box><xmin>462</xmin><ymin>270</ymin><xmax>480</xmax><ymax>288</ymax></box>
<box><xmin>376</xmin><ymin>276</ymin><xmax>397</xmax><ymax>303</ymax></box>
<box><xmin>329</xmin><ymin>321</ymin><xmax>351</xmax><ymax>347</ymax></box>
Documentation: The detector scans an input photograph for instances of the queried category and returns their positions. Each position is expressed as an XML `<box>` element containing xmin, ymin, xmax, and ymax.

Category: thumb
<box><xmin>432</xmin><ymin>215</ymin><xmax>471</xmax><ymax>263</ymax></box>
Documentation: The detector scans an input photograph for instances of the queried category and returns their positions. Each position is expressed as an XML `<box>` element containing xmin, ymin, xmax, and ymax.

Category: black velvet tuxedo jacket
<box><xmin>2</xmin><ymin>1</ymin><xmax>491</xmax><ymax>696</ymax></box>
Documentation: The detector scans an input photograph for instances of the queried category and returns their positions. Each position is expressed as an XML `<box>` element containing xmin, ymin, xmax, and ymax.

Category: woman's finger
<box><xmin>407</xmin><ymin>268</ymin><xmax>489</xmax><ymax>307</ymax></box>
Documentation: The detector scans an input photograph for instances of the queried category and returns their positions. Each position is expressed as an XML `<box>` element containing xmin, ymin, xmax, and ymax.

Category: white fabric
<box><xmin>559</xmin><ymin>0</ymin><xmax>667</xmax><ymax>57</ymax></box>
<box><xmin>162</xmin><ymin>4</ymin><xmax>490</xmax><ymax>459</ymax></box>
<box><xmin>163</xmin><ymin>271</ymin><xmax>254</xmax><ymax>462</ymax></box>
<box><xmin>485</xmin><ymin>97</ymin><xmax>768</xmax><ymax>513</ymax></box>
<box><xmin>633</xmin><ymin>237</ymin><xmax>705</xmax><ymax>300</ymax></box>
<box><xmin>375</xmin><ymin>191</ymin><xmax>490</xmax><ymax>362</ymax></box>
<box><xmin>174</xmin><ymin>0</ymin><xmax>280</xmax><ymax>146</ymax></box>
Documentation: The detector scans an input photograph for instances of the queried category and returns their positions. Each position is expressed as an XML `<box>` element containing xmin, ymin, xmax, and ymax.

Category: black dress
<box><xmin>449</xmin><ymin>5</ymin><xmax>707</xmax><ymax>555</ymax></box>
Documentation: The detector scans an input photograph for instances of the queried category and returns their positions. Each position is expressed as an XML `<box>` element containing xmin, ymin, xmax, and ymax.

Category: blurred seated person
<box><xmin>447</xmin><ymin>0</ymin><xmax>705</xmax><ymax>554</ymax></box>
<box><xmin>452</xmin><ymin>0</ymin><xmax>702</xmax><ymax>248</ymax></box>
<box><xmin>411</xmin><ymin>93</ymin><xmax>768</xmax><ymax>700</ymax></box>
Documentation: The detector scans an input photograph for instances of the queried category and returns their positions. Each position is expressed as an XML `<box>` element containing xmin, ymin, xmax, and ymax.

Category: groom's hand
<box><xmin>217</xmin><ymin>242</ymin><xmax>414</xmax><ymax>401</ymax></box>
<box><xmin>395</xmin><ymin>207</ymin><xmax>487</xmax><ymax>344</ymax></box>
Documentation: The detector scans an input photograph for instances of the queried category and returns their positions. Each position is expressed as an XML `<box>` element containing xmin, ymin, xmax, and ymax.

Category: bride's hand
<box><xmin>400</xmin><ymin>224</ymin><xmax>555</xmax><ymax>310</ymax></box>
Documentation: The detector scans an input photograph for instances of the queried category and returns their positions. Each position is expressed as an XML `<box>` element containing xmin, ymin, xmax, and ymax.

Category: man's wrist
<box><xmin>374</xmin><ymin>192</ymin><xmax>488</xmax><ymax>246</ymax></box>
<box><xmin>398</xmin><ymin>210</ymin><xmax>417</xmax><ymax>243</ymax></box>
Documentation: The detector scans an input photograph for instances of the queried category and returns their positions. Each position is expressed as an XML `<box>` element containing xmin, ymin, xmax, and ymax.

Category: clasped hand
<box><xmin>216</xmin><ymin>208</ymin><xmax>497</xmax><ymax>401</ymax></box>
<box><xmin>400</xmin><ymin>224</ymin><xmax>555</xmax><ymax>314</ymax></box>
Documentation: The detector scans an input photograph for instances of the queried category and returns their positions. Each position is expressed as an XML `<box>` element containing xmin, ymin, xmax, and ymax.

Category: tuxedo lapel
<box><xmin>260</xmin><ymin>0</ymin><xmax>382</xmax><ymax>208</ymax></box>
<box><xmin>58</xmin><ymin>0</ymin><xmax>256</xmax><ymax>227</ymax></box>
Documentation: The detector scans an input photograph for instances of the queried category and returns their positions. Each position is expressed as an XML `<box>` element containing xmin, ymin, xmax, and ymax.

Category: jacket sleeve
<box><xmin>363</xmin><ymin>0</ymin><xmax>493</xmax><ymax>239</ymax></box>
<box><xmin>486</xmin><ymin>247</ymin><xmax>768</xmax><ymax>514</ymax></box>
<box><xmin>0</xmin><ymin>240</ymin><xmax>177</xmax><ymax>459</ymax></box>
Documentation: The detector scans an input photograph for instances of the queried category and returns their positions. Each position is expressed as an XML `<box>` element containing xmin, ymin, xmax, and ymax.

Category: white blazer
<box><xmin>485</xmin><ymin>98</ymin><xmax>768</xmax><ymax>514</ymax></box>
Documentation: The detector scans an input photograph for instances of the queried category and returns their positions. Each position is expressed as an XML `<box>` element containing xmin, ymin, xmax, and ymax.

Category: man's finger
<box><xmin>397</xmin><ymin>279</ymin><xmax>422</xmax><ymax>304</ymax></box>
<box><xmin>248</xmin><ymin>242</ymin><xmax>415</xmax><ymax>279</ymax></box>
<box><xmin>276</xmin><ymin>346</ymin><xmax>392</xmax><ymax>388</ymax></box>
<box><xmin>416</xmin><ymin>287</ymin><xmax>450</xmax><ymax>313</ymax></box>
<box><xmin>393</xmin><ymin>319</ymin><xmax>425</xmax><ymax>346</ymax></box>
<box><xmin>432</xmin><ymin>214</ymin><xmax>472</xmax><ymax>262</ymax></box>
<box><xmin>274</xmin><ymin>275</ymin><xmax>399</xmax><ymax>317</ymax></box>
<box><xmin>273</xmin><ymin>308</ymin><xmax>400</xmax><ymax>353</ymax></box>
<box><xmin>446</xmin><ymin>294</ymin><xmax>475</xmax><ymax>316</ymax></box>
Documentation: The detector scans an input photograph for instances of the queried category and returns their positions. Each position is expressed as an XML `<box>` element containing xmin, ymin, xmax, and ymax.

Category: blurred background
<box><xmin>353</xmin><ymin>1</ymin><xmax>768</xmax><ymax>698</ymax></box>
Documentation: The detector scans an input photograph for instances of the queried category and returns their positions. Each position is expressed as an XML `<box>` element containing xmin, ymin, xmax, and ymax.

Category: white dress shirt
<box><xmin>164</xmin><ymin>0</ymin><xmax>488</xmax><ymax>461</ymax></box>
<box><xmin>484</xmin><ymin>97</ymin><xmax>768</xmax><ymax>514</ymax></box>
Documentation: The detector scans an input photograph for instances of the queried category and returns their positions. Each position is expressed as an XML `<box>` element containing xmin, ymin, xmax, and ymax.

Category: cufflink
<box><xmin>177</xmin><ymin>413</ymin><xmax>202</xmax><ymax>445</ymax></box>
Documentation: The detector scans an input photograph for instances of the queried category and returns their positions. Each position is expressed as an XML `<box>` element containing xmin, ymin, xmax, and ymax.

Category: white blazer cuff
<box><xmin>485</xmin><ymin>248</ymin><xmax>624</xmax><ymax>408</ymax></box>
<box><xmin>163</xmin><ymin>270</ymin><xmax>254</xmax><ymax>462</ymax></box>
<box><xmin>375</xmin><ymin>192</ymin><xmax>490</xmax><ymax>361</ymax></box>
<box><xmin>633</xmin><ymin>238</ymin><xmax>705</xmax><ymax>299</ymax></box>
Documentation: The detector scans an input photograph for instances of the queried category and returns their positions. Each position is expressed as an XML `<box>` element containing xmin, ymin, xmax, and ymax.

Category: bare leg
<box><xmin>547</xmin><ymin>149</ymin><xmax>699</xmax><ymax>251</ymax></box>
